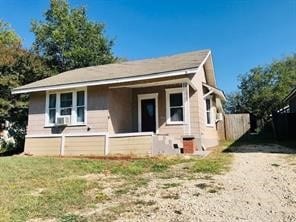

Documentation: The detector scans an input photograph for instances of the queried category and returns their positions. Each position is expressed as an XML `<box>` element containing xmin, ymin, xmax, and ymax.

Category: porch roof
<box><xmin>12</xmin><ymin>49</ymin><xmax>210</xmax><ymax>94</ymax></box>
<box><xmin>109</xmin><ymin>77</ymin><xmax>197</xmax><ymax>91</ymax></box>
<box><xmin>202</xmin><ymin>82</ymin><xmax>226</xmax><ymax>101</ymax></box>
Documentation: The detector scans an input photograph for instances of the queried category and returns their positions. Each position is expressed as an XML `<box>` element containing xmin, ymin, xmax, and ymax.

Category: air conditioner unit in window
<box><xmin>56</xmin><ymin>116</ymin><xmax>71</xmax><ymax>126</ymax></box>
<box><xmin>216</xmin><ymin>113</ymin><xmax>224</xmax><ymax>122</ymax></box>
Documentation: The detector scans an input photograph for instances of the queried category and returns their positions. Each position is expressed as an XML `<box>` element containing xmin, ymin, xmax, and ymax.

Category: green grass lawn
<box><xmin>0</xmin><ymin>148</ymin><xmax>232</xmax><ymax>222</ymax></box>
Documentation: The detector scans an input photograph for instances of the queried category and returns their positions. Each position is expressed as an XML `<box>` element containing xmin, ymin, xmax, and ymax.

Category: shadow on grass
<box><xmin>0</xmin><ymin>148</ymin><xmax>23</xmax><ymax>157</ymax></box>
<box><xmin>223</xmin><ymin>122</ymin><xmax>296</xmax><ymax>154</ymax></box>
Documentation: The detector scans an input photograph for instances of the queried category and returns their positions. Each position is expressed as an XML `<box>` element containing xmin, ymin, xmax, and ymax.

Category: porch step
<box><xmin>152</xmin><ymin>135</ymin><xmax>181</xmax><ymax>155</ymax></box>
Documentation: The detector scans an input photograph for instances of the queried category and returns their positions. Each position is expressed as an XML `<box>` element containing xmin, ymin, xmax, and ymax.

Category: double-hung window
<box><xmin>48</xmin><ymin>94</ymin><xmax>56</xmax><ymax>124</ymax></box>
<box><xmin>166</xmin><ymin>88</ymin><xmax>186</xmax><ymax>124</ymax></box>
<box><xmin>205</xmin><ymin>97</ymin><xmax>214</xmax><ymax>126</ymax></box>
<box><xmin>76</xmin><ymin>91</ymin><xmax>85</xmax><ymax>123</ymax></box>
<box><xmin>60</xmin><ymin>92</ymin><xmax>72</xmax><ymax>116</ymax></box>
<box><xmin>46</xmin><ymin>89</ymin><xmax>86</xmax><ymax>126</ymax></box>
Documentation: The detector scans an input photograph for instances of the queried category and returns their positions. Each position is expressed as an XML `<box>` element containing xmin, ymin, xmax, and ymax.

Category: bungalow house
<box><xmin>12</xmin><ymin>49</ymin><xmax>226</xmax><ymax>156</ymax></box>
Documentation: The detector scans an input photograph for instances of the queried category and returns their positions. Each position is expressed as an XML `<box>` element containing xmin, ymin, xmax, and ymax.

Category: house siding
<box><xmin>64</xmin><ymin>135</ymin><xmax>105</xmax><ymax>156</ymax></box>
<box><xmin>25</xmin><ymin>137</ymin><xmax>61</xmax><ymax>156</ymax></box>
<box><xmin>108</xmin><ymin>88</ymin><xmax>133</xmax><ymax>133</ymax></box>
<box><xmin>25</xmin><ymin>135</ymin><xmax>106</xmax><ymax>156</ymax></box>
<box><xmin>108</xmin><ymin>135</ymin><xmax>152</xmax><ymax>156</ymax></box>
<box><xmin>26</xmin><ymin>85</ymin><xmax>109</xmax><ymax>135</ymax></box>
<box><xmin>191</xmin><ymin>66</ymin><xmax>220</xmax><ymax>148</ymax></box>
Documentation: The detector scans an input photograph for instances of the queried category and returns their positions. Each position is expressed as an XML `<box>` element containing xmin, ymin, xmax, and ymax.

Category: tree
<box><xmin>31</xmin><ymin>0</ymin><xmax>117</xmax><ymax>72</ymax></box>
<box><xmin>0</xmin><ymin>20</ymin><xmax>52</xmax><ymax>151</ymax></box>
<box><xmin>0</xmin><ymin>20</ymin><xmax>21</xmax><ymax>66</ymax></box>
<box><xmin>225</xmin><ymin>55</ymin><xmax>296</xmax><ymax>121</ymax></box>
<box><xmin>224</xmin><ymin>91</ymin><xmax>246</xmax><ymax>114</ymax></box>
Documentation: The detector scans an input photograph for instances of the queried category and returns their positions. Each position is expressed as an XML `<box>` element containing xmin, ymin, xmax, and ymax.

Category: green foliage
<box><xmin>224</xmin><ymin>91</ymin><xmax>246</xmax><ymax>114</ymax></box>
<box><xmin>31</xmin><ymin>0</ymin><xmax>117</xmax><ymax>72</ymax></box>
<box><xmin>151</xmin><ymin>163</ymin><xmax>169</xmax><ymax>172</ymax></box>
<box><xmin>0</xmin><ymin>51</ymin><xmax>52</xmax><ymax>150</ymax></box>
<box><xmin>110</xmin><ymin>162</ymin><xmax>145</xmax><ymax>175</ymax></box>
<box><xmin>192</xmin><ymin>158</ymin><xmax>225</xmax><ymax>174</ymax></box>
<box><xmin>0</xmin><ymin>19</ymin><xmax>53</xmax><ymax>151</ymax></box>
<box><xmin>0</xmin><ymin>137</ymin><xmax>15</xmax><ymax>152</ymax></box>
<box><xmin>0</xmin><ymin>20</ymin><xmax>21</xmax><ymax>66</ymax></box>
<box><xmin>225</xmin><ymin>55</ymin><xmax>296</xmax><ymax>120</ymax></box>
<box><xmin>0</xmin><ymin>21</ymin><xmax>21</xmax><ymax>47</ymax></box>
<box><xmin>1</xmin><ymin>0</ymin><xmax>118</xmax><ymax>151</ymax></box>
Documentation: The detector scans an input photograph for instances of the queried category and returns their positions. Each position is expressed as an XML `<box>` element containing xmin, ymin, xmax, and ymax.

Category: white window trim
<box><xmin>204</xmin><ymin>96</ymin><xmax>215</xmax><ymax>127</ymax></box>
<box><xmin>45</xmin><ymin>88</ymin><xmax>87</xmax><ymax>127</ymax></box>
<box><xmin>165</xmin><ymin>87</ymin><xmax>188</xmax><ymax>125</ymax></box>
<box><xmin>137</xmin><ymin>93</ymin><xmax>159</xmax><ymax>134</ymax></box>
<box><xmin>76</xmin><ymin>91</ymin><xmax>87</xmax><ymax>125</ymax></box>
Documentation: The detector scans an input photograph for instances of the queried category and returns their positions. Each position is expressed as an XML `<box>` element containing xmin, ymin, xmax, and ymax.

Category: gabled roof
<box><xmin>12</xmin><ymin>49</ymin><xmax>211</xmax><ymax>94</ymax></box>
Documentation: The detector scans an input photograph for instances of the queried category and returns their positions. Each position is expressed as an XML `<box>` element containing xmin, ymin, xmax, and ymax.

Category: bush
<box><xmin>0</xmin><ymin>133</ymin><xmax>15</xmax><ymax>153</ymax></box>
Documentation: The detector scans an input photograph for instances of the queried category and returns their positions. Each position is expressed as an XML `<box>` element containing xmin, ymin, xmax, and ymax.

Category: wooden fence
<box><xmin>272</xmin><ymin>112</ymin><xmax>296</xmax><ymax>140</ymax></box>
<box><xmin>223</xmin><ymin>114</ymin><xmax>251</xmax><ymax>141</ymax></box>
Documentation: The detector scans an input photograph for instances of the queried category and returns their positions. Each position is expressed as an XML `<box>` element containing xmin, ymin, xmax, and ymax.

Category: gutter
<box><xmin>12</xmin><ymin>67</ymin><xmax>199</xmax><ymax>94</ymax></box>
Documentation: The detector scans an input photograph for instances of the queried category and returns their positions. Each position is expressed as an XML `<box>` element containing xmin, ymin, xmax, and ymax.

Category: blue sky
<box><xmin>0</xmin><ymin>0</ymin><xmax>295</xmax><ymax>93</ymax></box>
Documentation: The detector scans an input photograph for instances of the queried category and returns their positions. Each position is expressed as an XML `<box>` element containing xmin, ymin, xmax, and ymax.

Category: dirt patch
<box><xmin>114</xmin><ymin>144</ymin><xmax>296</xmax><ymax>222</ymax></box>
<box><xmin>77</xmin><ymin>173</ymin><xmax>119</xmax><ymax>181</ymax></box>
<box><xmin>30</xmin><ymin>188</ymin><xmax>46</xmax><ymax>197</ymax></box>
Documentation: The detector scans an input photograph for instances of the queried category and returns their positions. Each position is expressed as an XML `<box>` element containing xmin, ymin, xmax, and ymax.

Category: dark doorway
<box><xmin>141</xmin><ymin>99</ymin><xmax>156</xmax><ymax>132</ymax></box>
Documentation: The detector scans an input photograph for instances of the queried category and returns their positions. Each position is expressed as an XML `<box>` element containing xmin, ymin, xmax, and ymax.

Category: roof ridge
<box><xmin>60</xmin><ymin>49</ymin><xmax>210</xmax><ymax>74</ymax></box>
<box><xmin>120</xmin><ymin>49</ymin><xmax>210</xmax><ymax>64</ymax></box>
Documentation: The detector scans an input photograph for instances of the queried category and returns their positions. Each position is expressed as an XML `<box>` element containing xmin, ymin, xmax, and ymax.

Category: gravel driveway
<box><xmin>117</xmin><ymin>144</ymin><xmax>296</xmax><ymax>222</ymax></box>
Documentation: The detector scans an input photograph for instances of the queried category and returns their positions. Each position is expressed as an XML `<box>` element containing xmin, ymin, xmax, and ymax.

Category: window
<box><xmin>76</xmin><ymin>91</ymin><xmax>85</xmax><ymax>123</ymax></box>
<box><xmin>205</xmin><ymin>97</ymin><xmax>213</xmax><ymax>126</ymax></box>
<box><xmin>60</xmin><ymin>92</ymin><xmax>72</xmax><ymax>116</ymax></box>
<box><xmin>46</xmin><ymin>89</ymin><xmax>86</xmax><ymax>126</ymax></box>
<box><xmin>48</xmin><ymin>94</ymin><xmax>56</xmax><ymax>124</ymax></box>
<box><xmin>166</xmin><ymin>88</ymin><xmax>186</xmax><ymax>124</ymax></box>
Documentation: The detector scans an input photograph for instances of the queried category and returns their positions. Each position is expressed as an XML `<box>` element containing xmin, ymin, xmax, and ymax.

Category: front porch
<box><xmin>108</xmin><ymin>75</ymin><xmax>197</xmax><ymax>140</ymax></box>
<box><xmin>106</xmin><ymin>75</ymin><xmax>199</xmax><ymax>155</ymax></box>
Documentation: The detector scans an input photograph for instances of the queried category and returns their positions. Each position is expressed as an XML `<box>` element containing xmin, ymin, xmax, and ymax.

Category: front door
<box><xmin>141</xmin><ymin>99</ymin><xmax>156</xmax><ymax>132</ymax></box>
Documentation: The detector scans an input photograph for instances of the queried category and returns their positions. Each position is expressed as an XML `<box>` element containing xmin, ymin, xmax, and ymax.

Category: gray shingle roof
<box><xmin>13</xmin><ymin>49</ymin><xmax>210</xmax><ymax>93</ymax></box>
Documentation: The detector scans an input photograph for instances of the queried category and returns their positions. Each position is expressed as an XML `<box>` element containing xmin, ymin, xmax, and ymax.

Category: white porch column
<box><xmin>182</xmin><ymin>82</ymin><xmax>191</xmax><ymax>135</ymax></box>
